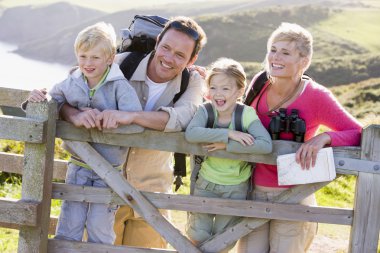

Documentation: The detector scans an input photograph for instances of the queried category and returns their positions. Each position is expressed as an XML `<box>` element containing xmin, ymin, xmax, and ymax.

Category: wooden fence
<box><xmin>0</xmin><ymin>86</ymin><xmax>379</xmax><ymax>253</ymax></box>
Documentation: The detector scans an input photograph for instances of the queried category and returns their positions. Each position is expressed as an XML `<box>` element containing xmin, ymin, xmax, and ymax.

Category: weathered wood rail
<box><xmin>0</xmin><ymin>87</ymin><xmax>379</xmax><ymax>253</ymax></box>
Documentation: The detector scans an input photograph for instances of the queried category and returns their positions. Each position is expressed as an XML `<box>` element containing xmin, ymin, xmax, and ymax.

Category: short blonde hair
<box><xmin>74</xmin><ymin>22</ymin><xmax>117</xmax><ymax>58</ymax></box>
<box><xmin>266</xmin><ymin>22</ymin><xmax>313</xmax><ymax>71</ymax></box>
<box><xmin>206</xmin><ymin>58</ymin><xmax>247</xmax><ymax>90</ymax></box>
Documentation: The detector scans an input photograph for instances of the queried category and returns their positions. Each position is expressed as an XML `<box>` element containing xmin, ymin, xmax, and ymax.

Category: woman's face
<box><xmin>267</xmin><ymin>40</ymin><xmax>305</xmax><ymax>79</ymax></box>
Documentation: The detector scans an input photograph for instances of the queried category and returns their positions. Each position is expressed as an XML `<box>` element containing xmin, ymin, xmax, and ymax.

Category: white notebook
<box><xmin>277</xmin><ymin>147</ymin><xmax>336</xmax><ymax>186</ymax></box>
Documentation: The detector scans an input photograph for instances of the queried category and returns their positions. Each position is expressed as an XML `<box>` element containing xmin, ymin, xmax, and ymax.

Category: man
<box><xmin>59</xmin><ymin>16</ymin><xmax>207</xmax><ymax>248</ymax></box>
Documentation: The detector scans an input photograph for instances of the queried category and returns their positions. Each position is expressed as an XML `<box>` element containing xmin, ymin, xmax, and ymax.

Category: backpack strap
<box><xmin>119</xmin><ymin>51</ymin><xmax>147</xmax><ymax>81</ymax></box>
<box><xmin>203</xmin><ymin>102</ymin><xmax>245</xmax><ymax>132</ymax></box>
<box><xmin>234</xmin><ymin>104</ymin><xmax>244</xmax><ymax>132</ymax></box>
<box><xmin>173</xmin><ymin>68</ymin><xmax>190</xmax><ymax>103</ymax></box>
<box><xmin>204</xmin><ymin>103</ymin><xmax>215</xmax><ymax>128</ymax></box>
<box><xmin>243</xmin><ymin>71</ymin><xmax>268</xmax><ymax>106</ymax></box>
<box><xmin>244</xmin><ymin>71</ymin><xmax>313</xmax><ymax>106</ymax></box>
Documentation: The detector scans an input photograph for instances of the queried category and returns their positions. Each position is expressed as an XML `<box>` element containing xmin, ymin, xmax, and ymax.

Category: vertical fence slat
<box><xmin>17</xmin><ymin>101</ymin><xmax>57</xmax><ymax>253</ymax></box>
<box><xmin>349</xmin><ymin>125</ymin><xmax>380</xmax><ymax>253</ymax></box>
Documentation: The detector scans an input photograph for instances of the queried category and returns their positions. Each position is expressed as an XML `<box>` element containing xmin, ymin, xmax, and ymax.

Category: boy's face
<box><xmin>76</xmin><ymin>42</ymin><xmax>114</xmax><ymax>87</ymax></box>
<box><xmin>148</xmin><ymin>29</ymin><xmax>197</xmax><ymax>83</ymax></box>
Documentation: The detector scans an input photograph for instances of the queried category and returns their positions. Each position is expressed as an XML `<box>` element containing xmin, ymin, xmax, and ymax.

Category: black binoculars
<box><xmin>269</xmin><ymin>108</ymin><xmax>306</xmax><ymax>143</ymax></box>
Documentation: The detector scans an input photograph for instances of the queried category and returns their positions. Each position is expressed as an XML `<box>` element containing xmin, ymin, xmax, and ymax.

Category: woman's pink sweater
<box><xmin>250</xmin><ymin>79</ymin><xmax>362</xmax><ymax>188</ymax></box>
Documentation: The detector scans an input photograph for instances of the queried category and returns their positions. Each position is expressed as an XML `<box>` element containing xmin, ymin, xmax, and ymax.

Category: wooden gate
<box><xmin>0</xmin><ymin>87</ymin><xmax>379</xmax><ymax>253</ymax></box>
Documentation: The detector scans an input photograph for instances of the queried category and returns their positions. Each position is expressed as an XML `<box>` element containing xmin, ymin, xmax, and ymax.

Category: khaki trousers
<box><xmin>237</xmin><ymin>186</ymin><xmax>317</xmax><ymax>253</ymax></box>
<box><xmin>114</xmin><ymin>205</ymin><xmax>167</xmax><ymax>248</ymax></box>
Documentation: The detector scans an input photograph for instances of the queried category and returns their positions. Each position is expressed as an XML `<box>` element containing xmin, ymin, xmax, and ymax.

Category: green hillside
<box><xmin>330</xmin><ymin>77</ymin><xmax>380</xmax><ymax>124</ymax></box>
<box><xmin>315</xmin><ymin>8</ymin><xmax>380</xmax><ymax>52</ymax></box>
<box><xmin>1</xmin><ymin>2</ymin><xmax>380</xmax><ymax>86</ymax></box>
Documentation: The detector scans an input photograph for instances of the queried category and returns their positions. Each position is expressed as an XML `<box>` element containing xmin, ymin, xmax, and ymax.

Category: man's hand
<box><xmin>203</xmin><ymin>142</ymin><xmax>226</xmax><ymax>152</ymax></box>
<box><xmin>71</xmin><ymin>107</ymin><xmax>101</xmax><ymax>129</ymax></box>
<box><xmin>96</xmin><ymin>110</ymin><xmax>136</xmax><ymax>130</ymax></box>
<box><xmin>228</xmin><ymin>130</ymin><xmax>255</xmax><ymax>146</ymax></box>
<box><xmin>28</xmin><ymin>88</ymin><xmax>47</xmax><ymax>102</ymax></box>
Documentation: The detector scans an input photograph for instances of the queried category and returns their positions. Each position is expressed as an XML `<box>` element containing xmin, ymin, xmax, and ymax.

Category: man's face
<box><xmin>148</xmin><ymin>29</ymin><xmax>197</xmax><ymax>83</ymax></box>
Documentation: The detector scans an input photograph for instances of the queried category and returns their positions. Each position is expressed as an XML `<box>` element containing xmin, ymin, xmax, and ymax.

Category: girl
<box><xmin>185</xmin><ymin>58</ymin><xmax>272</xmax><ymax>251</ymax></box>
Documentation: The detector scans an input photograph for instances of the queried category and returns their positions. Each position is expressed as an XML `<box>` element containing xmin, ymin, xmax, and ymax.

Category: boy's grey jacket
<box><xmin>49</xmin><ymin>63</ymin><xmax>143</xmax><ymax>167</ymax></box>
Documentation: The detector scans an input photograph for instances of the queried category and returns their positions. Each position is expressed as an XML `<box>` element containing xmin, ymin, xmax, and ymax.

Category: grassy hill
<box><xmin>1</xmin><ymin>1</ymin><xmax>380</xmax><ymax>86</ymax></box>
<box><xmin>314</xmin><ymin>8</ymin><xmax>380</xmax><ymax>52</ymax></box>
<box><xmin>330</xmin><ymin>77</ymin><xmax>380</xmax><ymax>124</ymax></box>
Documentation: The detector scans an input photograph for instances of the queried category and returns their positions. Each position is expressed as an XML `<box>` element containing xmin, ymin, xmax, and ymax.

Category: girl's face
<box><xmin>267</xmin><ymin>40</ymin><xmax>305</xmax><ymax>79</ymax></box>
<box><xmin>208</xmin><ymin>73</ymin><xmax>244</xmax><ymax>115</ymax></box>
<box><xmin>77</xmin><ymin>42</ymin><xmax>113</xmax><ymax>88</ymax></box>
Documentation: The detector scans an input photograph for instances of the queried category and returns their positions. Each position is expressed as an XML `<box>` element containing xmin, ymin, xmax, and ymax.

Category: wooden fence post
<box><xmin>17</xmin><ymin>100</ymin><xmax>57</xmax><ymax>253</ymax></box>
<box><xmin>349</xmin><ymin>125</ymin><xmax>380</xmax><ymax>253</ymax></box>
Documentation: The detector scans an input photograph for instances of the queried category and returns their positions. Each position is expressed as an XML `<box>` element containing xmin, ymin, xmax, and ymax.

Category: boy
<box><xmin>26</xmin><ymin>22</ymin><xmax>142</xmax><ymax>244</ymax></box>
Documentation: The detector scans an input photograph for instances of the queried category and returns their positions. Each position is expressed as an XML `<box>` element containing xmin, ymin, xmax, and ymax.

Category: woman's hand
<box><xmin>295</xmin><ymin>133</ymin><xmax>331</xmax><ymax>170</ymax></box>
<box><xmin>228</xmin><ymin>130</ymin><xmax>255</xmax><ymax>146</ymax></box>
<box><xmin>203</xmin><ymin>142</ymin><xmax>226</xmax><ymax>152</ymax></box>
<box><xmin>27</xmin><ymin>88</ymin><xmax>47</xmax><ymax>102</ymax></box>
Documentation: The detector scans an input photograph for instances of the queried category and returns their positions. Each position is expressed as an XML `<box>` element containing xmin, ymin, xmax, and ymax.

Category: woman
<box><xmin>237</xmin><ymin>23</ymin><xmax>362</xmax><ymax>253</ymax></box>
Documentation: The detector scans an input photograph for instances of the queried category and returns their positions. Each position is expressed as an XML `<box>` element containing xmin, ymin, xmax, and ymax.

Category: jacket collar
<box><xmin>131</xmin><ymin>52</ymin><xmax>183</xmax><ymax>94</ymax></box>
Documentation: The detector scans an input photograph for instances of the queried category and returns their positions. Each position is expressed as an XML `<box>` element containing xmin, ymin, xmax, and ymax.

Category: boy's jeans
<box><xmin>55</xmin><ymin>163</ymin><xmax>118</xmax><ymax>244</ymax></box>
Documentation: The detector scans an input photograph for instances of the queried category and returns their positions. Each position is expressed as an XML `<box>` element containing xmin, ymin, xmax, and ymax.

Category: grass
<box><xmin>315</xmin><ymin>9</ymin><xmax>380</xmax><ymax>52</ymax></box>
<box><xmin>330</xmin><ymin>78</ymin><xmax>380</xmax><ymax>125</ymax></box>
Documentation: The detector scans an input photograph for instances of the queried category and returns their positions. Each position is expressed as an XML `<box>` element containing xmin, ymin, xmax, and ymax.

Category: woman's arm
<box><xmin>296</xmin><ymin>85</ymin><xmax>362</xmax><ymax>169</ymax></box>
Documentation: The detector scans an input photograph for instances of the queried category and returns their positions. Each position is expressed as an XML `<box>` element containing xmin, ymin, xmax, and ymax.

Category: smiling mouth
<box><xmin>161</xmin><ymin>61</ymin><xmax>173</xmax><ymax>70</ymax></box>
<box><xmin>214</xmin><ymin>99</ymin><xmax>226</xmax><ymax>106</ymax></box>
<box><xmin>84</xmin><ymin>68</ymin><xmax>95</xmax><ymax>73</ymax></box>
<box><xmin>271</xmin><ymin>63</ymin><xmax>284</xmax><ymax>69</ymax></box>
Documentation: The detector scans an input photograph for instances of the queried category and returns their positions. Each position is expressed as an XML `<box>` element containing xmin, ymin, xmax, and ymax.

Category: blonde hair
<box><xmin>74</xmin><ymin>22</ymin><xmax>117</xmax><ymax>58</ymax></box>
<box><xmin>206</xmin><ymin>58</ymin><xmax>247</xmax><ymax>90</ymax></box>
<box><xmin>265</xmin><ymin>22</ymin><xmax>313</xmax><ymax>71</ymax></box>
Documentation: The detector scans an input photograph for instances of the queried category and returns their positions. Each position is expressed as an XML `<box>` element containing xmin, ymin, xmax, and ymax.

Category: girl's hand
<box><xmin>28</xmin><ymin>88</ymin><xmax>47</xmax><ymax>102</ymax></box>
<box><xmin>203</xmin><ymin>142</ymin><xmax>226</xmax><ymax>152</ymax></box>
<box><xmin>295</xmin><ymin>133</ymin><xmax>331</xmax><ymax>170</ymax></box>
<box><xmin>228</xmin><ymin>130</ymin><xmax>255</xmax><ymax>146</ymax></box>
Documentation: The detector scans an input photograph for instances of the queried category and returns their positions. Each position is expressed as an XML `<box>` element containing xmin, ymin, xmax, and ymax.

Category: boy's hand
<box><xmin>28</xmin><ymin>88</ymin><xmax>47</xmax><ymax>102</ymax></box>
<box><xmin>228</xmin><ymin>130</ymin><xmax>255</xmax><ymax>146</ymax></box>
<box><xmin>71</xmin><ymin>107</ymin><xmax>100</xmax><ymax>129</ymax></box>
<box><xmin>203</xmin><ymin>142</ymin><xmax>226</xmax><ymax>152</ymax></box>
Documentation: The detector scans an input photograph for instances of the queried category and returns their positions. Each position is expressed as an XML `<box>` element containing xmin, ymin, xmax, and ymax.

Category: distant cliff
<box><xmin>1</xmin><ymin>2</ymin><xmax>379</xmax><ymax>86</ymax></box>
<box><xmin>0</xmin><ymin>2</ymin><xmax>105</xmax><ymax>44</ymax></box>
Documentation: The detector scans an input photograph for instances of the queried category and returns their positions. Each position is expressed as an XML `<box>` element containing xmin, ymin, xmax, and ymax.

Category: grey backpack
<box><xmin>118</xmin><ymin>15</ymin><xmax>168</xmax><ymax>54</ymax></box>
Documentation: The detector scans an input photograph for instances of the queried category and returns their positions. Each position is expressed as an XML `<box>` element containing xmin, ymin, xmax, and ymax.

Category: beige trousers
<box><xmin>113</xmin><ymin>205</ymin><xmax>167</xmax><ymax>248</ymax></box>
<box><xmin>237</xmin><ymin>186</ymin><xmax>317</xmax><ymax>253</ymax></box>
